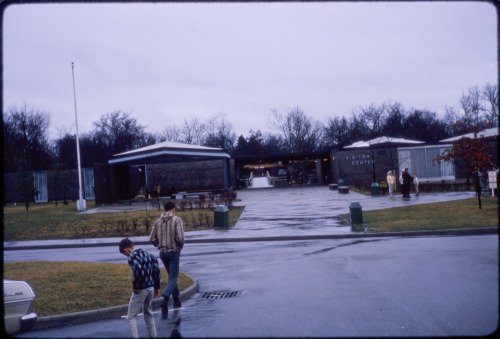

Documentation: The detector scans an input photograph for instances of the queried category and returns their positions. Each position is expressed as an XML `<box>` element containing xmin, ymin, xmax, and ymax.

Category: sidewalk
<box><xmin>3</xmin><ymin>187</ymin><xmax>494</xmax><ymax>251</ymax></box>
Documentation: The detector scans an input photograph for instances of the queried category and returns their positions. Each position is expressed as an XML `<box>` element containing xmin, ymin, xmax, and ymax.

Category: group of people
<box><xmin>386</xmin><ymin>169</ymin><xmax>419</xmax><ymax>198</ymax></box>
<box><xmin>137</xmin><ymin>183</ymin><xmax>162</xmax><ymax>199</ymax></box>
<box><xmin>119</xmin><ymin>201</ymin><xmax>185</xmax><ymax>338</ymax></box>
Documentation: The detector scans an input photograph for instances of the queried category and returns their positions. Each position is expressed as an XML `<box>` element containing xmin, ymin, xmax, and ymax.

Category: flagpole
<box><xmin>72</xmin><ymin>62</ymin><xmax>86</xmax><ymax>211</ymax></box>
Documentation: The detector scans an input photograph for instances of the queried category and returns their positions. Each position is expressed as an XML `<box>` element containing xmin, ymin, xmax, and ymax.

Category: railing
<box><xmin>266</xmin><ymin>171</ymin><xmax>272</xmax><ymax>185</ymax></box>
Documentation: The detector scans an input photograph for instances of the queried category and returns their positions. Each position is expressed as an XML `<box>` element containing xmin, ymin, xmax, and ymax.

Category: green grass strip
<box><xmin>3</xmin><ymin>261</ymin><xmax>194</xmax><ymax>317</ymax></box>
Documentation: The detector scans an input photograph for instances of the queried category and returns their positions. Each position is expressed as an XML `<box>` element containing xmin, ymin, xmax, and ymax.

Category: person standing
<box><xmin>119</xmin><ymin>238</ymin><xmax>160</xmax><ymax>339</ymax></box>
<box><xmin>387</xmin><ymin>171</ymin><xmax>396</xmax><ymax>198</ymax></box>
<box><xmin>402</xmin><ymin>168</ymin><xmax>413</xmax><ymax>198</ymax></box>
<box><xmin>150</xmin><ymin>202</ymin><xmax>185</xmax><ymax>314</ymax></box>
<box><xmin>413</xmin><ymin>173</ymin><xmax>420</xmax><ymax>196</ymax></box>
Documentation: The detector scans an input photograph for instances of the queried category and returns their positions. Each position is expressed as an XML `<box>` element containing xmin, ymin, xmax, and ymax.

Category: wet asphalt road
<box><xmin>5</xmin><ymin>188</ymin><xmax>499</xmax><ymax>337</ymax></box>
<box><xmin>8</xmin><ymin>235</ymin><xmax>498</xmax><ymax>338</ymax></box>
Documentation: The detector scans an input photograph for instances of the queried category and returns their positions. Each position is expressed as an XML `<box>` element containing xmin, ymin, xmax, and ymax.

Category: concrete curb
<box><xmin>32</xmin><ymin>277</ymin><xmax>199</xmax><ymax>331</ymax></box>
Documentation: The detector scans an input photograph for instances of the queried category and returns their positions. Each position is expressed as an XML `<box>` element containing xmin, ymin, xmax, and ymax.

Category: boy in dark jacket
<box><xmin>119</xmin><ymin>238</ymin><xmax>161</xmax><ymax>339</ymax></box>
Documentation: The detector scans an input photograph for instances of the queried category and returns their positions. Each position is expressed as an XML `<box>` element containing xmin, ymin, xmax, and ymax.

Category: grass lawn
<box><xmin>3</xmin><ymin>261</ymin><xmax>194</xmax><ymax>317</ymax></box>
<box><xmin>3</xmin><ymin>201</ymin><xmax>244</xmax><ymax>241</ymax></box>
<box><xmin>349</xmin><ymin>196</ymin><xmax>498</xmax><ymax>232</ymax></box>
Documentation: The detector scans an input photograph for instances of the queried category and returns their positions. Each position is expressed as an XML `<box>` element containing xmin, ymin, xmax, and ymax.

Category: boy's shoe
<box><xmin>161</xmin><ymin>297</ymin><xmax>169</xmax><ymax>314</ymax></box>
<box><xmin>173</xmin><ymin>296</ymin><xmax>182</xmax><ymax>308</ymax></box>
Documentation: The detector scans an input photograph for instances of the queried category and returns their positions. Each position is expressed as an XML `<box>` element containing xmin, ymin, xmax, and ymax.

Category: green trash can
<box><xmin>214</xmin><ymin>205</ymin><xmax>229</xmax><ymax>228</ymax></box>
<box><xmin>338</xmin><ymin>179</ymin><xmax>344</xmax><ymax>186</ymax></box>
<box><xmin>349</xmin><ymin>202</ymin><xmax>363</xmax><ymax>225</ymax></box>
<box><xmin>370</xmin><ymin>182</ymin><xmax>380</xmax><ymax>196</ymax></box>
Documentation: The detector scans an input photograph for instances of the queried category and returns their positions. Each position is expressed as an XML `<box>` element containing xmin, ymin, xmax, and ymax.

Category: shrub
<box><xmin>142</xmin><ymin>217</ymin><xmax>151</xmax><ymax>233</ymax></box>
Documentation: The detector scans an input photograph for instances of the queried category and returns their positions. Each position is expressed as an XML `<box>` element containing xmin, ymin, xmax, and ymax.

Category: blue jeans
<box><xmin>160</xmin><ymin>251</ymin><xmax>180</xmax><ymax>299</ymax></box>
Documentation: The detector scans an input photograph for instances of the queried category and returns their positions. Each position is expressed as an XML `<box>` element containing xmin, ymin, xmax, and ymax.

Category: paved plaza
<box><xmin>4</xmin><ymin>186</ymin><xmax>480</xmax><ymax>250</ymax></box>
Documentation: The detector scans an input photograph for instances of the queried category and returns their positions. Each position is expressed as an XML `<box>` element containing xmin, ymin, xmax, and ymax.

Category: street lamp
<box><xmin>71</xmin><ymin>62</ymin><xmax>86</xmax><ymax>211</ymax></box>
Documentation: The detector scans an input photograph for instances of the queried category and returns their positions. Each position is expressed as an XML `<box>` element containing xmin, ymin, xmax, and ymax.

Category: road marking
<box><xmin>121</xmin><ymin>308</ymin><xmax>185</xmax><ymax>318</ymax></box>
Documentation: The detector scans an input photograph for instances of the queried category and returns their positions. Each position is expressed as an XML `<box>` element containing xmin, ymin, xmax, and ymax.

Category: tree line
<box><xmin>3</xmin><ymin>83</ymin><xmax>498</xmax><ymax>173</ymax></box>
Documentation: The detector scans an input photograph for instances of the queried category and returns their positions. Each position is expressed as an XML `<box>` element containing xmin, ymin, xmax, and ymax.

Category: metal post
<box><xmin>72</xmin><ymin>62</ymin><xmax>86</xmax><ymax>211</ymax></box>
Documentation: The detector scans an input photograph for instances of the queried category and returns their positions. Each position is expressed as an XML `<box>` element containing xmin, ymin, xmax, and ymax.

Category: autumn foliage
<box><xmin>433</xmin><ymin>122</ymin><xmax>497</xmax><ymax>209</ymax></box>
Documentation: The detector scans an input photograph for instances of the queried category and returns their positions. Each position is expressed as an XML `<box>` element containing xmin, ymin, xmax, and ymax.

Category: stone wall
<box><xmin>146</xmin><ymin>159</ymin><xmax>233</xmax><ymax>193</ymax></box>
<box><xmin>330</xmin><ymin>148</ymin><xmax>399</xmax><ymax>185</ymax></box>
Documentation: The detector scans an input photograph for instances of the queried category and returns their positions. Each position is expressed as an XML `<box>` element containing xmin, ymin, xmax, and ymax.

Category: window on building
<box><xmin>398</xmin><ymin>145</ymin><xmax>454</xmax><ymax>180</ymax></box>
<box><xmin>84</xmin><ymin>168</ymin><xmax>95</xmax><ymax>200</ymax></box>
<box><xmin>33</xmin><ymin>171</ymin><xmax>48</xmax><ymax>202</ymax></box>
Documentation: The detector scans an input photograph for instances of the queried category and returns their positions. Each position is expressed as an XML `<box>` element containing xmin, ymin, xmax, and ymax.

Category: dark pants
<box><xmin>402</xmin><ymin>184</ymin><xmax>411</xmax><ymax>197</ymax></box>
<box><xmin>159</xmin><ymin>251</ymin><xmax>180</xmax><ymax>298</ymax></box>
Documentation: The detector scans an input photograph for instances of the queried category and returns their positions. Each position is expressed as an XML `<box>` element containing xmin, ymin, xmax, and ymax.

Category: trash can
<box><xmin>349</xmin><ymin>202</ymin><xmax>363</xmax><ymax>225</ymax></box>
<box><xmin>214</xmin><ymin>205</ymin><xmax>229</xmax><ymax>228</ymax></box>
<box><xmin>370</xmin><ymin>182</ymin><xmax>380</xmax><ymax>196</ymax></box>
<box><xmin>338</xmin><ymin>179</ymin><xmax>344</xmax><ymax>186</ymax></box>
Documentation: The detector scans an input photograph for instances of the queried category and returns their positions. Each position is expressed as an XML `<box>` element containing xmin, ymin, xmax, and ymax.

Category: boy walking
<box><xmin>150</xmin><ymin>202</ymin><xmax>185</xmax><ymax>314</ymax></box>
<box><xmin>119</xmin><ymin>238</ymin><xmax>161</xmax><ymax>339</ymax></box>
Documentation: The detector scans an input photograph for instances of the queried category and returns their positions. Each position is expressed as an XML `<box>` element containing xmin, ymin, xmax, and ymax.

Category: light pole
<box><xmin>71</xmin><ymin>62</ymin><xmax>86</xmax><ymax>211</ymax></box>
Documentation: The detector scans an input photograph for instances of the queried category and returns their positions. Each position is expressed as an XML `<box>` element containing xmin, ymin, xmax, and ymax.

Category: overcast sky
<box><xmin>2</xmin><ymin>1</ymin><xmax>498</xmax><ymax>141</ymax></box>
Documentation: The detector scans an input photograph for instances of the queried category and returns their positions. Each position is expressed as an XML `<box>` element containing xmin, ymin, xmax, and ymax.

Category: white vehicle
<box><xmin>3</xmin><ymin>279</ymin><xmax>38</xmax><ymax>335</ymax></box>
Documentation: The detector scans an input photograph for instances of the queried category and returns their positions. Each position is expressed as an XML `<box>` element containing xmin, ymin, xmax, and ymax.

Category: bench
<box><xmin>338</xmin><ymin>186</ymin><xmax>350</xmax><ymax>194</ymax></box>
<box><xmin>175</xmin><ymin>192</ymin><xmax>187</xmax><ymax>199</ymax></box>
<box><xmin>329</xmin><ymin>184</ymin><xmax>338</xmax><ymax>190</ymax></box>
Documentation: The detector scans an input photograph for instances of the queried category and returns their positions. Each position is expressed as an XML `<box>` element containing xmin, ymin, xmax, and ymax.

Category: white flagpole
<box><xmin>72</xmin><ymin>62</ymin><xmax>86</xmax><ymax>211</ymax></box>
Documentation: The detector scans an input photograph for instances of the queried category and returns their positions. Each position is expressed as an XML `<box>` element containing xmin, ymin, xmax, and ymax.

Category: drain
<box><xmin>201</xmin><ymin>291</ymin><xmax>240</xmax><ymax>300</ymax></box>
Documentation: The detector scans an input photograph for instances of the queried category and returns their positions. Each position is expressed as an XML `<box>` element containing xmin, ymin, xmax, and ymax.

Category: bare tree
<box><xmin>323</xmin><ymin>116</ymin><xmax>352</xmax><ymax>149</ymax></box>
<box><xmin>381</xmin><ymin>101</ymin><xmax>406</xmax><ymax>137</ymax></box>
<box><xmin>182</xmin><ymin>117</ymin><xmax>205</xmax><ymax>145</ymax></box>
<box><xmin>269</xmin><ymin>106</ymin><xmax>322</xmax><ymax>153</ymax></box>
<box><xmin>443</xmin><ymin>105</ymin><xmax>462</xmax><ymax>136</ymax></box>
<box><xmin>3</xmin><ymin>104</ymin><xmax>53</xmax><ymax>210</ymax></box>
<box><xmin>204</xmin><ymin>113</ymin><xmax>236</xmax><ymax>151</ymax></box>
<box><xmin>481</xmin><ymin>82</ymin><xmax>499</xmax><ymax>127</ymax></box>
<box><xmin>156</xmin><ymin>125</ymin><xmax>182</xmax><ymax>143</ymax></box>
<box><xmin>91</xmin><ymin>111</ymin><xmax>154</xmax><ymax>160</ymax></box>
<box><xmin>3</xmin><ymin>103</ymin><xmax>52</xmax><ymax>172</ymax></box>
<box><xmin>353</xmin><ymin>102</ymin><xmax>388</xmax><ymax>138</ymax></box>
<box><xmin>403</xmin><ymin>109</ymin><xmax>449</xmax><ymax>143</ymax></box>
<box><xmin>263</xmin><ymin>133</ymin><xmax>284</xmax><ymax>154</ymax></box>
<box><xmin>459</xmin><ymin>86</ymin><xmax>485</xmax><ymax>129</ymax></box>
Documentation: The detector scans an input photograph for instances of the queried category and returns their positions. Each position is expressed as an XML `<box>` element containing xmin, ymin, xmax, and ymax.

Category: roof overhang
<box><xmin>109</xmin><ymin>141</ymin><xmax>230</xmax><ymax>165</ymax></box>
<box><xmin>343</xmin><ymin>136</ymin><xmax>424</xmax><ymax>149</ymax></box>
<box><xmin>439</xmin><ymin>127</ymin><xmax>499</xmax><ymax>142</ymax></box>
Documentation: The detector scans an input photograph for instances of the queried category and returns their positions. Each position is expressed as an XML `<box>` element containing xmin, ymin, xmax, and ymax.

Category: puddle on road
<box><xmin>303</xmin><ymin>238</ymin><xmax>390</xmax><ymax>256</ymax></box>
<box><xmin>183</xmin><ymin>250</ymin><xmax>236</xmax><ymax>257</ymax></box>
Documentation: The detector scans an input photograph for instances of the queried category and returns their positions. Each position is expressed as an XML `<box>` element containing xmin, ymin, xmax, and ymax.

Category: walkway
<box><xmin>4</xmin><ymin>187</ymin><xmax>480</xmax><ymax>250</ymax></box>
<box><xmin>248</xmin><ymin>176</ymin><xmax>273</xmax><ymax>189</ymax></box>
<box><xmin>187</xmin><ymin>187</ymin><xmax>478</xmax><ymax>240</ymax></box>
